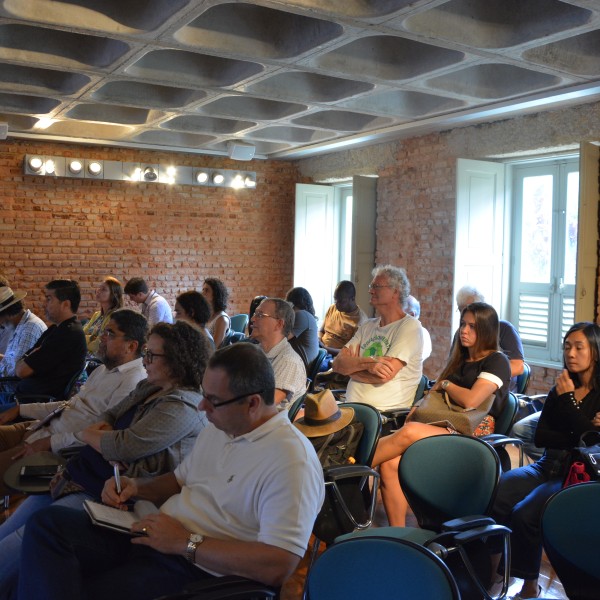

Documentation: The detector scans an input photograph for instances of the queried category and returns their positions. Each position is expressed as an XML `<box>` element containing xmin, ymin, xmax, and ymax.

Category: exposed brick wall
<box><xmin>0</xmin><ymin>140</ymin><xmax>299</xmax><ymax>322</ymax></box>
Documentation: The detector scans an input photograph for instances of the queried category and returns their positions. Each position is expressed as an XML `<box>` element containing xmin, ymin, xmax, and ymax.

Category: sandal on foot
<box><xmin>510</xmin><ymin>584</ymin><xmax>541</xmax><ymax>599</ymax></box>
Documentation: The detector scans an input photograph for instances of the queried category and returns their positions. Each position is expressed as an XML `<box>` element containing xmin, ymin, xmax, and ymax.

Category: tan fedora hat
<box><xmin>0</xmin><ymin>286</ymin><xmax>27</xmax><ymax>315</ymax></box>
<box><xmin>294</xmin><ymin>389</ymin><xmax>354</xmax><ymax>438</ymax></box>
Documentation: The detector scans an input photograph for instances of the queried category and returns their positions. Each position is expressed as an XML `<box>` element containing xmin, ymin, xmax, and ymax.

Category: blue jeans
<box><xmin>19</xmin><ymin>505</ymin><xmax>213</xmax><ymax>600</ymax></box>
<box><xmin>510</xmin><ymin>412</ymin><xmax>544</xmax><ymax>462</ymax></box>
<box><xmin>491</xmin><ymin>455</ymin><xmax>563</xmax><ymax>580</ymax></box>
<box><xmin>0</xmin><ymin>492</ymin><xmax>87</xmax><ymax>600</ymax></box>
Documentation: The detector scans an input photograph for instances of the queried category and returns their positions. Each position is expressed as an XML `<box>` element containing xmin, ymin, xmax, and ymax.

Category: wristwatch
<box><xmin>441</xmin><ymin>380</ymin><xmax>450</xmax><ymax>391</ymax></box>
<box><xmin>185</xmin><ymin>533</ymin><xmax>205</xmax><ymax>563</ymax></box>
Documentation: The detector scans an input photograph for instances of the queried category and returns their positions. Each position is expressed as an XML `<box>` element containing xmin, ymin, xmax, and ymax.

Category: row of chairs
<box><xmin>164</xmin><ymin>434</ymin><xmax>600</xmax><ymax>600</ymax></box>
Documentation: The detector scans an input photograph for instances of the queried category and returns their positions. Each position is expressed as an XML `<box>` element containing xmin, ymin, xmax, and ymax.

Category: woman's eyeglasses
<box><xmin>142</xmin><ymin>348</ymin><xmax>167</xmax><ymax>363</ymax></box>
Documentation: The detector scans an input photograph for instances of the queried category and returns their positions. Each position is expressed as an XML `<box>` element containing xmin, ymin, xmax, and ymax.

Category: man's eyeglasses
<box><xmin>201</xmin><ymin>390</ymin><xmax>264</xmax><ymax>409</ymax></box>
<box><xmin>101</xmin><ymin>328</ymin><xmax>125</xmax><ymax>339</ymax></box>
<box><xmin>368</xmin><ymin>284</ymin><xmax>392</xmax><ymax>290</ymax></box>
<box><xmin>142</xmin><ymin>348</ymin><xmax>167</xmax><ymax>363</ymax></box>
<box><xmin>252</xmin><ymin>311</ymin><xmax>277</xmax><ymax>320</ymax></box>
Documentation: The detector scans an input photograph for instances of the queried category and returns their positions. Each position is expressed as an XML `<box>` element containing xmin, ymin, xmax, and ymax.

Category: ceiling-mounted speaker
<box><xmin>0</xmin><ymin>122</ymin><xmax>7</xmax><ymax>140</ymax></box>
<box><xmin>227</xmin><ymin>141</ymin><xmax>255</xmax><ymax>161</ymax></box>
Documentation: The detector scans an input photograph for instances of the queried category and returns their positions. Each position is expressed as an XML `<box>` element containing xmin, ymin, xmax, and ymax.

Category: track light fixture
<box><xmin>68</xmin><ymin>160</ymin><xmax>83</xmax><ymax>174</ymax></box>
<box><xmin>143</xmin><ymin>166</ymin><xmax>158</xmax><ymax>182</ymax></box>
<box><xmin>88</xmin><ymin>161</ymin><xmax>102</xmax><ymax>176</ymax></box>
<box><xmin>24</xmin><ymin>155</ymin><xmax>257</xmax><ymax>189</ymax></box>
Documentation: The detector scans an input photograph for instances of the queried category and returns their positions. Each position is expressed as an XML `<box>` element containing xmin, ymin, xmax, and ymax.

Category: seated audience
<box><xmin>455</xmin><ymin>285</ymin><xmax>524</xmax><ymax>390</ymax></box>
<box><xmin>250</xmin><ymin>298</ymin><xmax>306</xmax><ymax>408</ymax></box>
<box><xmin>15</xmin><ymin>279</ymin><xmax>87</xmax><ymax>399</ymax></box>
<box><xmin>17</xmin><ymin>343</ymin><xmax>324</xmax><ymax>600</ymax></box>
<box><xmin>490</xmin><ymin>321</ymin><xmax>600</xmax><ymax>600</ymax></box>
<box><xmin>0</xmin><ymin>309</ymin><xmax>148</xmax><ymax>495</ymax></box>
<box><xmin>174</xmin><ymin>290</ymin><xmax>215</xmax><ymax>348</ymax></box>
<box><xmin>373</xmin><ymin>302</ymin><xmax>510</xmax><ymax>526</ymax></box>
<box><xmin>0</xmin><ymin>320</ymin><xmax>211</xmax><ymax>596</ymax></box>
<box><xmin>332</xmin><ymin>265</ymin><xmax>423</xmax><ymax>411</ymax></box>
<box><xmin>124</xmin><ymin>277</ymin><xmax>173</xmax><ymax>327</ymax></box>
<box><xmin>319</xmin><ymin>280</ymin><xmax>368</xmax><ymax>357</ymax></box>
<box><xmin>83</xmin><ymin>277</ymin><xmax>123</xmax><ymax>356</ymax></box>
<box><xmin>285</xmin><ymin>287</ymin><xmax>319</xmax><ymax>366</ymax></box>
<box><xmin>404</xmin><ymin>295</ymin><xmax>432</xmax><ymax>360</ymax></box>
<box><xmin>0</xmin><ymin>287</ymin><xmax>46</xmax><ymax>381</ymax></box>
<box><xmin>202</xmin><ymin>277</ymin><xmax>231</xmax><ymax>347</ymax></box>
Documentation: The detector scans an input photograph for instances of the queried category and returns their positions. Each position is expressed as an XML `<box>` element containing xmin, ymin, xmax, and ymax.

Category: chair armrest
<box><xmin>483</xmin><ymin>434</ymin><xmax>524</xmax><ymax>449</ymax></box>
<box><xmin>442</xmin><ymin>515</ymin><xmax>496</xmax><ymax>531</ymax></box>
<box><xmin>323</xmin><ymin>464</ymin><xmax>379</xmax><ymax>482</ymax></box>
<box><xmin>453</xmin><ymin>523</ymin><xmax>512</xmax><ymax>545</ymax></box>
<box><xmin>180</xmin><ymin>575</ymin><xmax>278</xmax><ymax>600</ymax></box>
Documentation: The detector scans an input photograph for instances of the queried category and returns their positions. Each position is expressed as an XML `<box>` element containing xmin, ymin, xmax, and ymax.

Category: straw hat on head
<box><xmin>294</xmin><ymin>389</ymin><xmax>355</xmax><ymax>438</ymax></box>
<box><xmin>0</xmin><ymin>286</ymin><xmax>26</xmax><ymax>315</ymax></box>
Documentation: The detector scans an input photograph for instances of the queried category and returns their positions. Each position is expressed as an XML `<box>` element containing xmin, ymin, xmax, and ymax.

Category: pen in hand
<box><xmin>113</xmin><ymin>463</ymin><xmax>122</xmax><ymax>495</ymax></box>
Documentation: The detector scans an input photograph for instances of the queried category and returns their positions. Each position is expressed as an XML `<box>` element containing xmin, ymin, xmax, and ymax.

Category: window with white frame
<box><xmin>508</xmin><ymin>157</ymin><xmax>579</xmax><ymax>364</ymax></box>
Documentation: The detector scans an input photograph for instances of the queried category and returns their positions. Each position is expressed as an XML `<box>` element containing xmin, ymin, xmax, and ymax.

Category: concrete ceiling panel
<box><xmin>91</xmin><ymin>81</ymin><xmax>206</xmax><ymax>109</ymax></box>
<box><xmin>133</xmin><ymin>130</ymin><xmax>217</xmax><ymax>147</ymax></box>
<box><xmin>197</xmin><ymin>96</ymin><xmax>307</xmax><ymax>120</ymax></box>
<box><xmin>161</xmin><ymin>115</ymin><xmax>256</xmax><ymax>135</ymax></box>
<box><xmin>174</xmin><ymin>3</ymin><xmax>343</xmax><ymax>59</ymax></box>
<box><xmin>292</xmin><ymin>110</ymin><xmax>394</xmax><ymax>132</ymax></box>
<box><xmin>0</xmin><ymin>63</ymin><xmax>90</xmax><ymax>95</ymax></box>
<box><xmin>65</xmin><ymin>104</ymin><xmax>163</xmax><ymax>125</ymax></box>
<box><xmin>404</xmin><ymin>0</ymin><xmax>593</xmax><ymax>49</ymax></box>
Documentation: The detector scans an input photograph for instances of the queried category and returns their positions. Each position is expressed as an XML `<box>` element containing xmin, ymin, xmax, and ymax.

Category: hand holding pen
<box><xmin>113</xmin><ymin>463</ymin><xmax>122</xmax><ymax>494</ymax></box>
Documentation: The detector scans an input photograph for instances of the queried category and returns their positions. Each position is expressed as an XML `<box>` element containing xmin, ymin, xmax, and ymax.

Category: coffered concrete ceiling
<box><xmin>1</xmin><ymin>0</ymin><xmax>600</xmax><ymax>159</ymax></box>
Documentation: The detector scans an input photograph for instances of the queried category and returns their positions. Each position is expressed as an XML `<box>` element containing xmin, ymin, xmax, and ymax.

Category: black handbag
<box><xmin>571</xmin><ymin>431</ymin><xmax>600</xmax><ymax>480</ymax></box>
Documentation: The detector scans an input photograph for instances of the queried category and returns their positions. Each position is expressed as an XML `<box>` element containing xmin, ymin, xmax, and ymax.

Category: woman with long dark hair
<box><xmin>83</xmin><ymin>277</ymin><xmax>123</xmax><ymax>356</ymax></box>
<box><xmin>491</xmin><ymin>321</ymin><xmax>600</xmax><ymax>599</ymax></box>
<box><xmin>374</xmin><ymin>302</ymin><xmax>511</xmax><ymax>526</ymax></box>
<box><xmin>202</xmin><ymin>278</ymin><xmax>230</xmax><ymax>347</ymax></box>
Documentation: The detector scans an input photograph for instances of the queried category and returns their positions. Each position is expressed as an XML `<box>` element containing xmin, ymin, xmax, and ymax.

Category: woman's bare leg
<box><xmin>379</xmin><ymin>457</ymin><xmax>409</xmax><ymax>526</ymax></box>
<box><xmin>372</xmin><ymin>422</ymin><xmax>451</xmax><ymax>467</ymax></box>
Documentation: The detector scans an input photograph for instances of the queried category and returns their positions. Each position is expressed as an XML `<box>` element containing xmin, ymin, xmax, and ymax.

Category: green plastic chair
<box><xmin>229</xmin><ymin>313</ymin><xmax>249</xmax><ymax>334</ymax></box>
<box><xmin>542</xmin><ymin>482</ymin><xmax>600</xmax><ymax>600</ymax></box>
<box><xmin>306</xmin><ymin>536</ymin><xmax>460</xmax><ymax>600</ymax></box>
<box><xmin>338</xmin><ymin>435</ymin><xmax>511</xmax><ymax>600</ymax></box>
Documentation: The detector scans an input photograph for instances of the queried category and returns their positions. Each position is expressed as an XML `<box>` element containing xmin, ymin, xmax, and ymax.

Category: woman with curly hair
<box><xmin>202</xmin><ymin>278</ymin><xmax>231</xmax><ymax>347</ymax></box>
<box><xmin>0</xmin><ymin>321</ymin><xmax>211</xmax><ymax>594</ymax></box>
<box><xmin>174</xmin><ymin>290</ymin><xmax>215</xmax><ymax>349</ymax></box>
<box><xmin>286</xmin><ymin>286</ymin><xmax>319</xmax><ymax>366</ymax></box>
<box><xmin>83</xmin><ymin>277</ymin><xmax>123</xmax><ymax>356</ymax></box>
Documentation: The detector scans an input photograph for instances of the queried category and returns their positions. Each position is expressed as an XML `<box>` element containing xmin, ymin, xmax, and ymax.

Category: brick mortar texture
<box><xmin>0</xmin><ymin>140</ymin><xmax>301</xmax><ymax>322</ymax></box>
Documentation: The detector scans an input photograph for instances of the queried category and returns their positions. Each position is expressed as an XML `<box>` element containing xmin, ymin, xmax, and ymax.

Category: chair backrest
<box><xmin>344</xmin><ymin>402</ymin><xmax>382</xmax><ymax>466</ymax></box>
<box><xmin>288</xmin><ymin>336</ymin><xmax>309</xmax><ymax>373</ymax></box>
<box><xmin>399</xmin><ymin>434</ymin><xmax>500</xmax><ymax>530</ymax></box>
<box><xmin>515</xmin><ymin>362</ymin><xmax>531</xmax><ymax>395</ymax></box>
<box><xmin>307</xmin><ymin>348</ymin><xmax>328</xmax><ymax>390</ymax></box>
<box><xmin>229</xmin><ymin>313</ymin><xmax>248</xmax><ymax>334</ymax></box>
<box><xmin>494</xmin><ymin>391</ymin><xmax>520</xmax><ymax>436</ymax></box>
<box><xmin>306</xmin><ymin>536</ymin><xmax>460</xmax><ymax>600</ymax></box>
<box><xmin>542</xmin><ymin>482</ymin><xmax>600</xmax><ymax>599</ymax></box>
<box><xmin>414</xmin><ymin>374</ymin><xmax>428</xmax><ymax>403</ymax></box>
<box><xmin>287</xmin><ymin>393</ymin><xmax>305</xmax><ymax>423</ymax></box>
